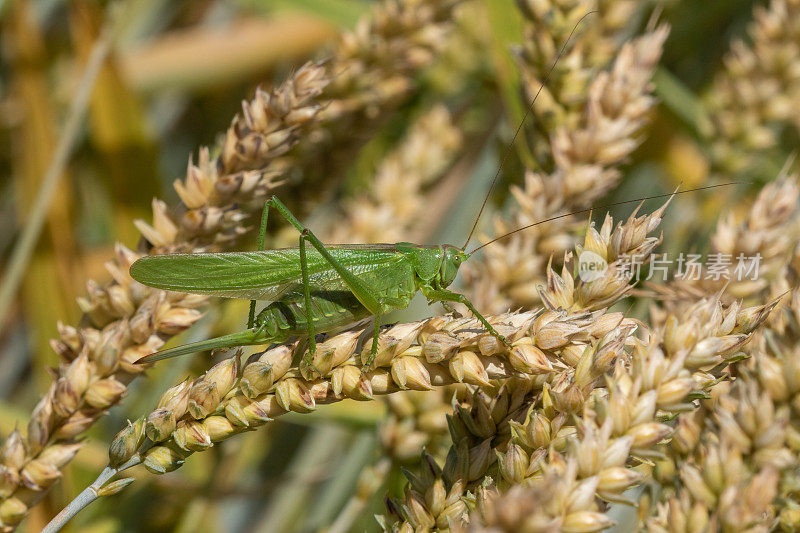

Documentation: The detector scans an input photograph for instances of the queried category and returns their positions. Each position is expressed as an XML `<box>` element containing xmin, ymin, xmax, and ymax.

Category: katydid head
<box><xmin>439</xmin><ymin>245</ymin><xmax>468</xmax><ymax>288</ymax></box>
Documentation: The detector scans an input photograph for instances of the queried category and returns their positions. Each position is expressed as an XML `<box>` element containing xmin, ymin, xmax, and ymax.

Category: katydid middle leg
<box><xmin>298</xmin><ymin>229</ymin><xmax>316</xmax><ymax>365</ymax></box>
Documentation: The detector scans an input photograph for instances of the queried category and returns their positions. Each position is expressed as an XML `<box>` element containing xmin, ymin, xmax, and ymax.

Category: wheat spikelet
<box><xmin>653</xmin><ymin>175</ymin><xmax>800</xmax><ymax>305</ymax></box>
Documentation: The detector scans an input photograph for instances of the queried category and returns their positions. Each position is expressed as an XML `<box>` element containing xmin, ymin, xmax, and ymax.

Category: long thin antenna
<box><xmin>462</xmin><ymin>10</ymin><xmax>597</xmax><ymax>250</ymax></box>
<box><xmin>467</xmin><ymin>182</ymin><xmax>745</xmax><ymax>256</ymax></box>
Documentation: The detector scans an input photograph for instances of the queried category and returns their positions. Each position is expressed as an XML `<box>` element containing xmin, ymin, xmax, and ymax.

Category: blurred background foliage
<box><xmin>0</xmin><ymin>0</ymin><xmax>796</xmax><ymax>531</ymax></box>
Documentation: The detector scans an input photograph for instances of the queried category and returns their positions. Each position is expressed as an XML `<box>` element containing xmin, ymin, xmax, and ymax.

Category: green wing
<box><xmin>129</xmin><ymin>247</ymin><xmax>405</xmax><ymax>301</ymax></box>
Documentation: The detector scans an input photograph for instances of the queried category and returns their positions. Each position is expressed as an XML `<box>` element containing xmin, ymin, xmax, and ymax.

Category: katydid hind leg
<box><xmin>421</xmin><ymin>287</ymin><xmax>512</xmax><ymax>349</ymax></box>
<box><xmin>264</xmin><ymin>196</ymin><xmax>394</xmax><ymax>366</ymax></box>
<box><xmin>440</xmin><ymin>300</ymin><xmax>458</xmax><ymax>316</ymax></box>
<box><xmin>137</xmin><ymin>326</ymin><xmax>270</xmax><ymax>364</ymax></box>
<box><xmin>267</xmin><ymin>196</ymin><xmax>406</xmax><ymax>369</ymax></box>
<box><xmin>267</xmin><ymin>196</ymin><xmax>385</xmax><ymax>314</ymax></box>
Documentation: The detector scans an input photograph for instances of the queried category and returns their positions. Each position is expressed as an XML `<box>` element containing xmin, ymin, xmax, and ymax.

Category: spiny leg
<box><xmin>266</xmin><ymin>196</ymin><xmax>385</xmax><ymax>314</ymax></box>
<box><xmin>138</xmin><ymin>319</ymin><xmax>273</xmax><ymax>364</ymax></box>
<box><xmin>421</xmin><ymin>287</ymin><xmax>512</xmax><ymax>349</ymax></box>
<box><xmin>248</xmin><ymin>199</ymin><xmax>272</xmax><ymax>328</ymax></box>
<box><xmin>440</xmin><ymin>301</ymin><xmax>458</xmax><ymax>316</ymax></box>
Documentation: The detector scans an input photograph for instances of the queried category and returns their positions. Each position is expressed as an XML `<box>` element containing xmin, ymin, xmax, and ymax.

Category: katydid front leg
<box><xmin>265</xmin><ymin>197</ymin><xmax>391</xmax><ymax>368</ymax></box>
<box><xmin>421</xmin><ymin>286</ymin><xmax>512</xmax><ymax>349</ymax></box>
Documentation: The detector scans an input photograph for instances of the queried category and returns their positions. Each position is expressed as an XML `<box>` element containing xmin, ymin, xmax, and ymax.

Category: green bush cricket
<box><xmin>131</xmin><ymin>197</ymin><xmax>487</xmax><ymax>368</ymax></box>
